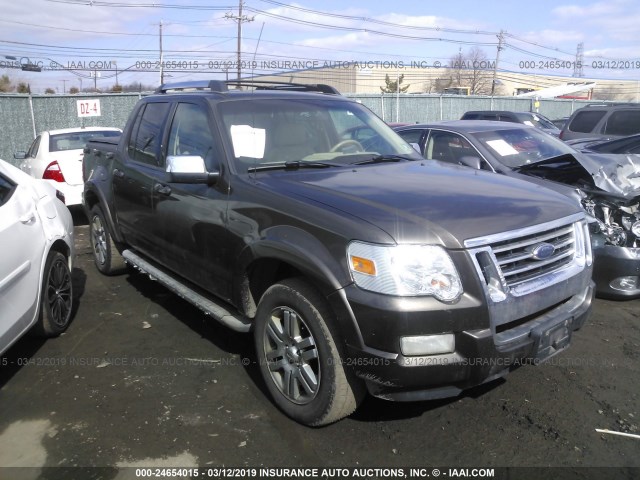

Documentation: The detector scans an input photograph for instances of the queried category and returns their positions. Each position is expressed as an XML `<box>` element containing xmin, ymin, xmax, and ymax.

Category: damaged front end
<box><xmin>517</xmin><ymin>151</ymin><xmax>640</xmax><ymax>298</ymax></box>
<box><xmin>577</xmin><ymin>153</ymin><xmax>640</xmax><ymax>298</ymax></box>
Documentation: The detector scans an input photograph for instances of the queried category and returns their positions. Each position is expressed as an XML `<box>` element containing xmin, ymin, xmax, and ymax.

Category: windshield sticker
<box><xmin>230</xmin><ymin>125</ymin><xmax>265</xmax><ymax>159</ymax></box>
<box><xmin>523</xmin><ymin>120</ymin><xmax>535</xmax><ymax>127</ymax></box>
<box><xmin>486</xmin><ymin>139</ymin><xmax>519</xmax><ymax>156</ymax></box>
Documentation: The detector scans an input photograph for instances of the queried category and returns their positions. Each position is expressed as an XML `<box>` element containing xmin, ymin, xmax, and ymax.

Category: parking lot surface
<box><xmin>1</xmin><ymin>221</ymin><xmax>639</xmax><ymax>479</ymax></box>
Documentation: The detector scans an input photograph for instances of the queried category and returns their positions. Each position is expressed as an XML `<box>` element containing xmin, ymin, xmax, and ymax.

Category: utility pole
<box><xmin>225</xmin><ymin>1</ymin><xmax>254</xmax><ymax>80</ymax></box>
<box><xmin>62</xmin><ymin>79</ymin><xmax>67</xmax><ymax>93</ymax></box>
<box><xmin>491</xmin><ymin>30</ymin><xmax>504</xmax><ymax>96</ymax></box>
<box><xmin>159</xmin><ymin>20</ymin><xmax>164</xmax><ymax>85</ymax></box>
<box><xmin>573</xmin><ymin>42</ymin><xmax>585</xmax><ymax>78</ymax></box>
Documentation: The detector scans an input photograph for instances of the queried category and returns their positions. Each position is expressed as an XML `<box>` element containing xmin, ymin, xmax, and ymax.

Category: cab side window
<box><xmin>167</xmin><ymin>103</ymin><xmax>217</xmax><ymax>168</ymax></box>
<box><xmin>127</xmin><ymin>102</ymin><xmax>170</xmax><ymax>167</ymax></box>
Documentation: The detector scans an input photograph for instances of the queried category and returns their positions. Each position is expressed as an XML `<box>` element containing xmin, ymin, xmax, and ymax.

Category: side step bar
<box><xmin>122</xmin><ymin>249</ymin><xmax>251</xmax><ymax>333</ymax></box>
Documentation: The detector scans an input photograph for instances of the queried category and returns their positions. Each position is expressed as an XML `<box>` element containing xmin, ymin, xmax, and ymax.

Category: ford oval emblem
<box><xmin>531</xmin><ymin>242</ymin><xmax>556</xmax><ymax>261</ymax></box>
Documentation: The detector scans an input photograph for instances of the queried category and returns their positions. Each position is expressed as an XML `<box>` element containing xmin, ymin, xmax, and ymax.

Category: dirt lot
<box><xmin>0</xmin><ymin>221</ymin><xmax>639</xmax><ymax>480</ymax></box>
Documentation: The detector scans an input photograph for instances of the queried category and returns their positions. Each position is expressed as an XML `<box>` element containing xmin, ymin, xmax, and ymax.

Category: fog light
<box><xmin>400</xmin><ymin>334</ymin><xmax>455</xmax><ymax>356</ymax></box>
<box><xmin>609</xmin><ymin>276</ymin><xmax>640</xmax><ymax>292</ymax></box>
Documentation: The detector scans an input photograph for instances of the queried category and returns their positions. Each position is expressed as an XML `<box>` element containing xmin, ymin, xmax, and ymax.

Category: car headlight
<box><xmin>347</xmin><ymin>242</ymin><xmax>463</xmax><ymax>301</ymax></box>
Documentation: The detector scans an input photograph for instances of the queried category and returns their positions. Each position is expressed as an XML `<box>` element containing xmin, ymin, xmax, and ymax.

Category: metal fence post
<box><xmin>28</xmin><ymin>93</ymin><xmax>36</xmax><ymax>138</ymax></box>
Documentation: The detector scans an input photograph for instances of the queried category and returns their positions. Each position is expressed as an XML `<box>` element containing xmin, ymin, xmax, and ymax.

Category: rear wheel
<box><xmin>90</xmin><ymin>205</ymin><xmax>126</xmax><ymax>275</ymax></box>
<box><xmin>33</xmin><ymin>251</ymin><xmax>73</xmax><ymax>337</ymax></box>
<box><xmin>254</xmin><ymin>278</ymin><xmax>364</xmax><ymax>426</ymax></box>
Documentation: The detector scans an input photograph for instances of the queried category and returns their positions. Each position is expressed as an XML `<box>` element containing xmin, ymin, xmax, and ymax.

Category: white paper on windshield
<box><xmin>486</xmin><ymin>139</ymin><xmax>519</xmax><ymax>156</ymax></box>
<box><xmin>523</xmin><ymin>120</ymin><xmax>534</xmax><ymax>126</ymax></box>
<box><xmin>230</xmin><ymin>125</ymin><xmax>265</xmax><ymax>159</ymax></box>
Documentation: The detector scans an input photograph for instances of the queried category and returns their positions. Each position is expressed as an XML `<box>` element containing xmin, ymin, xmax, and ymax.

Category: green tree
<box><xmin>45</xmin><ymin>87</ymin><xmax>55</xmax><ymax>94</ymax></box>
<box><xmin>380</xmin><ymin>74</ymin><xmax>410</xmax><ymax>94</ymax></box>
<box><xmin>0</xmin><ymin>75</ymin><xmax>14</xmax><ymax>92</ymax></box>
<box><xmin>16</xmin><ymin>82</ymin><xmax>30</xmax><ymax>94</ymax></box>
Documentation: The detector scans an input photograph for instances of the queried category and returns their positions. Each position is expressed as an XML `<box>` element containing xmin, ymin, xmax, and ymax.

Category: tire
<box><xmin>90</xmin><ymin>204</ymin><xmax>126</xmax><ymax>275</ymax></box>
<box><xmin>33</xmin><ymin>251</ymin><xmax>73</xmax><ymax>337</ymax></box>
<box><xmin>254</xmin><ymin>278</ymin><xmax>364</xmax><ymax>426</ymax></box>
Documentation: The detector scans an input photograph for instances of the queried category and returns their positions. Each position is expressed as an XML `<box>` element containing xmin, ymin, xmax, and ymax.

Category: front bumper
<box><xmin>338</xmin><ymin>282</ymin><xmax>594</xmax><ymax>402</ymax></box>
<box><xmin>592</xmin><ymin>244</ymin><xmax>640</xmax><ymax>299</ymax></box>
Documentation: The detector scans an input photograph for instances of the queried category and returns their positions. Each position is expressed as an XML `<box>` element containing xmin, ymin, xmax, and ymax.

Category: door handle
<box><xmin>113</xmin><ymin>168</ymin><xmax>125</xmax><ymax>178</ymax></box>
<box><xmin>153</xmin><ymin>183</ymin><xmax>172</xmax><ymax>196</ymax></box>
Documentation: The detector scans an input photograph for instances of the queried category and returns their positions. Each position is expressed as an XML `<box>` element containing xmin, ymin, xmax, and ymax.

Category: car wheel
<box><xmin>254</xmin><ymin>278</ymin><xmax>364</xmax><ymax>426</ymax></box>
<box><xmin>34</xmin><ymin>251</ymin><xmax>73</xmax><ymax>337</ymax></box>
<box><xmin>90</xmin><ymin>205</ymin><xmax>126</xmax><ymax>275</ymax></box>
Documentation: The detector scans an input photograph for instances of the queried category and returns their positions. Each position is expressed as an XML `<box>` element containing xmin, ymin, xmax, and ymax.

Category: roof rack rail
<box><xmin>226</xmin><ymin>80</ymin><xmax>341</xmax><ymax>95</ymax></box>
<box><xmin>155</xmin><ymin>80</ymin><xmax>228</xmax><ymax>93</ymax></box>
<box><xmin>584</xmin><ymin>102</ymin><xmax>636</xmax><ymax>107</ymax></box>
<box><xmin>155</xmin><ymin>79</ymin><xmax>340</xmax><ymax>95</ymax></box>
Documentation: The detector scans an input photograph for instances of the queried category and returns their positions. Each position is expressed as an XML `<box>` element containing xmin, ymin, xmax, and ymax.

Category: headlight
<box><xmin>347</xmin><ymin>242</ymin><xmax>463</xmax><ymax>301</ymax></box>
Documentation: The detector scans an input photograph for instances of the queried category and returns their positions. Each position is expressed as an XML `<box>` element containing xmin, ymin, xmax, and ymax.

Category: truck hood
<box><xmin>257</xmin><ymin>161</ymin><xmax>582</xmax><ymax>249</ymax></box>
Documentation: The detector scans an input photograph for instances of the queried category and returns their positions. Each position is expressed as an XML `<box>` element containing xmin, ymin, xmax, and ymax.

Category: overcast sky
<box><xmin>2</xmin><ymin>0</ymin><xmax>640</xmax><ymax>92</ymax></box>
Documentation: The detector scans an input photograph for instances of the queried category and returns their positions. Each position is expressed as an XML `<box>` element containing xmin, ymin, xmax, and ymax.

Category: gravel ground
<box><xmin>0</xmin><ymin>222</ymin><xmax>638</xmax><ymax>480</ymax></box>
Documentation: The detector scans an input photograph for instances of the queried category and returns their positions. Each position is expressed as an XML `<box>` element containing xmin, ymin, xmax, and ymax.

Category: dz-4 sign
<box><xmin>77</xmin><ymin>99</ymin><xmax>101</xmax><ymax>117</ymax></box>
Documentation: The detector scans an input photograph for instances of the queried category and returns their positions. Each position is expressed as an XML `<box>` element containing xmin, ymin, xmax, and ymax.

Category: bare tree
<box><xmin>447</xmin><ymin>47</ymin><xmax>497</xmax><ymax>95</ymax></box>
<box><xmin>16</xmin><ymin>82</ymin><xmax>30</xmax><ymax>94</ymax></box>
<box><xmin>0</xmin><ymin>75</ymin><xmax>14</xmax><ymax>93</ymax></box>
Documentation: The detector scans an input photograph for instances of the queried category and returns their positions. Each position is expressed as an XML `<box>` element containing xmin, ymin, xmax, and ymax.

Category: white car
<box><xmin>15</xmin><ymin>127</ymin><xmax>121</xmax><ymax>207</ymax></box>
<box><xmin>0</xmin><ymin>159</ymin><xmax>75</xmax><ymax>356</ymax></box>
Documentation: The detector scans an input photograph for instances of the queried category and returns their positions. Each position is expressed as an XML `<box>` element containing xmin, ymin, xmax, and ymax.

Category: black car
<box><xmin>461</xmin><ymin>110</ymin><xmax>561</xmax><ymax>137</ymax></box>
<box><xmin>395</xmin><ymin>120</ymin><xmax>640</xmax><ymax>299</ymax></box>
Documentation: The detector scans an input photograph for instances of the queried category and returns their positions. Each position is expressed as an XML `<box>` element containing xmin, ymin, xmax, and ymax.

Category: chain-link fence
<box><xmin>0</xmin><ymin>92</ymin><xmax>598</xmax><ymax>166</ymax></box>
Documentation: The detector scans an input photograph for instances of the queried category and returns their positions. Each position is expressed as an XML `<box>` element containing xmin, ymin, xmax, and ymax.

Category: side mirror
<box><xmin>14</xmin><ymin>151</ymin><xmax>27</xmax><ymax>160</ymax></box>
<box><xmin>166</xmin><ymin>155</ymin><xmax>219</xmax><ymax>185</ymax></box>
<box><xmin>459</xmin><ymin>155</ymin><xmax>482</xmax><ymax>170</ymax></box>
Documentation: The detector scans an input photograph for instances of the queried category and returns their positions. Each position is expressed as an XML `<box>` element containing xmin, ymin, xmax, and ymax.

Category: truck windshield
<box><xmin>217</xmin><ymin>98</ymin><xmax>421</xmax><ymax>170</ymax></box>
<box><xmin>473</xmin><ymin>127</ymin><xmax>577</xmax><ymax>168</ymax></box>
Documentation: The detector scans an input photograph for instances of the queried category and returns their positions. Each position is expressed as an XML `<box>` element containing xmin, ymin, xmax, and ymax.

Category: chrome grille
<box><xmin>490</xmin><ymin>224</ymin><xmax>575</xmax><ymax>288</ymax></box>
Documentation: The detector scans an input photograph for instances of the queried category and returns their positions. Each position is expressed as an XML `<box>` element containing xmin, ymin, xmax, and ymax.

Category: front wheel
<box><xmin>254</xmin><ymin>278</ymin><xmax>364</xmax><ymax>426</ymax></box>
<box><xmin>33</xmin><ymin>251</ymin><xmax>73</xmax><ymax>337</ymax></box>
<box><xmin>90</xmin><ymin>205</ymin><xmax>126</xmax><ymax>275</ymax></box>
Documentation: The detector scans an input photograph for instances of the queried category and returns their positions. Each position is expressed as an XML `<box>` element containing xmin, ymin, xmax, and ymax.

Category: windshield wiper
<box><xmin>247</xmin><ymin>161</ymin><xmax>340</xmax><ymax>173</ymax></box>
<box><xmin>351</xmin><ymin>154</ymin><xmax>414</xmax><ymax>165</ymax></box>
